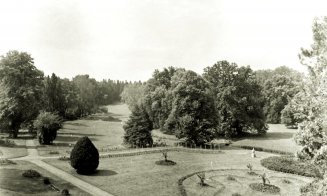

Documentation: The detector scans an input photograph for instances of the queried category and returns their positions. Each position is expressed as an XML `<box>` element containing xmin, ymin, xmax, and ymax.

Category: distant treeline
<box><xmin>0</xmin><ymin>50</ymin><xmax>140</xmax><ymax>137</ymax></box>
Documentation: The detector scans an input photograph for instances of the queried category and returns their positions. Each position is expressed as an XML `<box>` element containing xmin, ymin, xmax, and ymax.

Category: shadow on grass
<box><xmin>78</xmin><ymin>170</ymin><xmax>118</xmax><ymax>176</ymax></box>
<box><xmin>58</xmin><ymin>132</ymin><xmax>104</xmax><ymax>137</ymax></box>
<box><xmin>64</xmin><ymin>122</ymin><xmax>88</xmax><ymax>127</ymax></box>
<box><xmin>232</xmin><ymin>131</ymin><xmax>294</xmax><ymax>142</ymax></box>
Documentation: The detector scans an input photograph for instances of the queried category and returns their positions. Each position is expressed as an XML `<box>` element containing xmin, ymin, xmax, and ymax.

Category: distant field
<box><xmin>45</xmin><ymin>150</ymin><xmax>311</xmax><ymax>196</ymax></box>
<box><xmin>38</xmin><ymin>103</ymin><xmax>131</xmax><ymax>156</ymax></box>
<box><xmin>231</xmin><ymin>124</ymin><xmax>301</xmax><ymax>153</ymax></box>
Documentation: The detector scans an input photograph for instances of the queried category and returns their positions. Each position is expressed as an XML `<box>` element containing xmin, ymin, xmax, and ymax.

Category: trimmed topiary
<box><xmin>61</xmin><ymin>189</ymin><xmax>70</xmax><ymax>195</ymax></box>
<box><xmin>70</xmin><ymin>136</ymin><xmax>99</xmax><ymax>174</ymax></box>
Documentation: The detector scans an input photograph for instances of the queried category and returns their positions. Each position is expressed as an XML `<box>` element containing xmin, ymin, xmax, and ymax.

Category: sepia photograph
<box><xmin>0</xmin><ymin>0</ymin><xmax>327</xmax><ymax>195</ymax></box>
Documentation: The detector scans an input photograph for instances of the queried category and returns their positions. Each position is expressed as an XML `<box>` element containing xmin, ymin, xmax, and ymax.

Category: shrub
<box><xmin>155</xmin><ymin>160</ymin><xmax>176</xmax><ymax>166</ymax></box>
<box><xmin>70</xmin><ymin>137</ymin><xmax>99</xmax><ymax>174</ymax></box>
<box><xmin>249</xmin><ymin>183</ymin><xmax>280</xmax><ymax>194</ymax></box>
<box><xmin>261</xmin><ymin>156</ymin><xmax>317</xmax><ymax>177</ymax></box>
<box><xmin>282</xmin><ymin>179</ymin><xmax>291</xmax><ymax>184</ymax></box>
<box><xmin>0</xmin><ymin>138</ymin><xmax>15</xmax><ymax>147</ymax></box>
<box><xmin>43</xmin><ymin>177</ymin><xmax>51</xmax><ymax>184</ymax></box>
<box><xmin>34</xmin><ymin>111</ymin><xmax>62</xmax><ymax>144</ymax></box>
<box><xmin>61</xmin><ymin>189</ymin><xmax>70</xmax><ymax>195</ymax></box>
<box><xmin>232</xmin><ymin>193</ymin><xmax>241</xmax><ymax>196</ymax></box>
<box><xmin>227</xmin><ymin>175</ymin><xmax>236</xmax><ymax>181</ymax></box>
<box><xmin>49</xmin><ymin>151</ymin><xmax>59</xmax><ymax>155</ymax></box>
<box><xmin>22</xmin><ymin>169</ymin><xmax>41</xmax><ymax>178</ymax></box>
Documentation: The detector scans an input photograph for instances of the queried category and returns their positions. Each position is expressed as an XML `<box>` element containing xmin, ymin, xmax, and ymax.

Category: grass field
<box><xmin>37</xmin><ymin>103</ymin><xmax>131</xmax><ymax>156</ymax></box>
<box><xmin>231</xmin><ymin>124</ymin><xmax>301</xmax><ymax>153</ymax></box>
<box><xmin>0</xmin><ymin>160</ymin><xmax>89</xmax><ymax>196</ymax></box>
<box><xmin>45</xmin><ymin>150</ymin><xmax>312</xmax><ymax>196</ymax></box>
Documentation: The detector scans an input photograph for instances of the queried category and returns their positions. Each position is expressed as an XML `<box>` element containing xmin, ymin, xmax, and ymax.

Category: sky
<box><xmin>0</xmin><ymin>0</ymin><xmax>326</xmax><ymax>81</ymax></box>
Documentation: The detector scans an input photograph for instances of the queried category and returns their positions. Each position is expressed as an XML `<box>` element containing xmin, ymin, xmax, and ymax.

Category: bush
<box><xmin>249</xmin><ymin>183</ymin><xmax>280</xmax><ymax>194</ymax></box>
<box><xmin>232</xmin><ymin>193</ymin><xmax>241</xmax><ymax>196</ymax></box>
<box><xmin>261</xmin><ymin>156</ymin><xmax>317</xmax><ymax>177</ymax></box>
<box><xmin>43</xmin><ymin>177</ymin><xmax>51</xmax><ymax>184</ymax></box>
<box><xmin>155</xmin><ymin>160</ymin><xmax>176</xmax><ymax>166</ymax></box>
<box><xmin>227</xmin><ymin>175</ymin><xmax>236</xmax><ymax>181</ymax></box>
<box><xmin>98</xmin><ymin>106</ymin><xmax>108</xmax><ymax>114</ymax></box>
<box><xmin>22</xmin><ymin>169</ymin><xmax>41</xmax><ymax>178</ymax></box>
<box><xmin>34</xmin><ymin>112</ymin><xmax>62</xmax><ymax>144</ymax></box>
<box><xmin>70</xmin><ymin>137</ymin><xmax>99</xmax><ymax>174</ymax></box>
<box><xmin>0</xmin><ymin>138</ymin><xmax>15</xmax><ymax>147</ymax></box>
<box><xmin>282</xmin><ymin>179</ymin><xmax>291</xmax><ymax>184</ymax></box>
<box><xmin>61</xmin><ymin>189</ymin><xmax>70</xmax><ymax>195</ymax></box>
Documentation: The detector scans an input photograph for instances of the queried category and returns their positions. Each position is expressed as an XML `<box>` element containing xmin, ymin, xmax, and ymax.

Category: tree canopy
<box><xmin>0</xmin><ymin>51</ymin><xmax>44</xmax><ymax>138</ymax></box>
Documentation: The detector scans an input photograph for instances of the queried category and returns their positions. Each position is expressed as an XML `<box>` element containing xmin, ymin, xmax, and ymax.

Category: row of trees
<box><xmin>123</xmin><ymin>62</ymin><xmax>270</xmax><ymax>146</ymax></box>
<box><xmin>0</xmin><ymin>51</ymin><xmax>128</xmax><ymax>138</ymax></box>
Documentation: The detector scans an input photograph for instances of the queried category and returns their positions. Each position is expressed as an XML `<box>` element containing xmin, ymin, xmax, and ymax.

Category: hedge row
<box><xmin>260</xmin><ymin>156</ymin><xmax>317</xmax><ymax>178</ymax></box>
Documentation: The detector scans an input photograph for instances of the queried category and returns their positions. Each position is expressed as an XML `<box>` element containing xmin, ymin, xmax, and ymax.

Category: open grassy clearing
<box><xmin>0</xmin><ymin>160</ymin><xmax>90</xmax><ymax>196</ymax></box>
<box><xmin>37</xmin><ymin>103</ymin><xmax>131</xmax><ymax>157</ymax></box>
<box><xmin>183</xmin><ymin>169</ymin><xmax>309</xmax><ymax>196</ymax></box>
<box><xmin>231</xmin><ymin>124</ymin><xmax>301</xmax><ymax>153</ymax></box>
<box><xmin>45</xmin><ymin>150</ymin><xmax>312</xmax><ymax>196</ymax></box>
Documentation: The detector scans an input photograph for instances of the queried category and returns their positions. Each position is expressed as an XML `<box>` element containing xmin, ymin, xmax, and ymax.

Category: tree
<box><xmin>203</xmin><ymin>61</ymin><xmax>267</xmax><ymax>138</ymax></box>
<box><xmin>34</xmin><ymin>111</ymin><xmax>62</xmax><ymax>144</ymax></box>
<box><xmin>165</xmin><ymin>70</ymin><xmax>217</xmax><ymax>145</ymax></box>
<box><xmin>43</xmin><ymin>73</ymin><xmax>66</xmax><ymax>117</ymax></box>
<box><xmin>120</xmin><ymin>83</ymin><xmax>145</xmax><ymax>110</ymax></box>
<box><xmin>256</xmin><ymin>66</ymin><xmax>303</xmax><ymax>124</ymax></box>
<box><xmin>123</xmin><ymin>103</ymin><xmax>153</xmax><ymax>147</ymax></box>
<box><xmin>70</xmin><ymin>137</ymin><xmax>99</xmax><ymax>174</ymax></box>
<box><xmin>0</xmin><ymin>51</ymin><xmax>44</xmax><ymax>138</ymax></box>
<box><xmin>262</xmin><ymin>74</ymin><xmax>302</xmax><ymax>123</ymax></box>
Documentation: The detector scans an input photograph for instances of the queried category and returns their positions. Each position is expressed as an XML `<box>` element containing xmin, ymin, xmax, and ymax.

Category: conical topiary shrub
<box><xmin>70</xmin><ymin>136</ymin><xmax>99</xmax><ymax>174</ymax></box>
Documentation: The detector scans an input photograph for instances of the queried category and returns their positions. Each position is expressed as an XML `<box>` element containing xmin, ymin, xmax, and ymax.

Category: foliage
<box><xmin>260</xmin><ymin>156</ymin><xmax>317</xmax><ymax>177</ymax></box>
<box><xmin>155</xmin><ymin>159</ymin><xmax>176</xmax><ymax>166</ymax></box>
<box><xmin>249</xmin><ymin>183</ymin><xmax>280</xmax><ymax>194</ymax></box>
<box><xmin>0</xmin><ymin>138</ymin><xmax>15</xmax><ymax>147</ymax></box>
<box><xmin>70</xmin><ymin>137</ymin><xmax>99</xmax><ymax>174</ymax></box>
<box><xmin>121</xmin><ymin>82</ymin><xmax>145</xmax><ymax>110</ymax></box>
<box><xmin>203</xmin><ymin>61</ymin><xmax>267</xmax><ymax>138</ymax></box>
<box><xmin>0</xmin><ymin>51</ymin><xmax>44</xmax><ymax>138</ymax></box>
<box><xmin>256</xmin><ymin>66</ymin><xmax>303</xmax><ymax>124</ymax></box>
<box><xmin>165</xmin><ymin>70</ymin><xmax>217</xmax><ymax>145</ymax></box>
<box><xmin>227</xmin><ymin>175</ymin><xmax>236</xmax><ymax>181</ymax></box>
<box><xmin>123</xmin><ymin>103</ymin><xmax>153</xmax><ymax>147</ymax></box>
<box><xmin>22</xmin><ymin>169</ymin><xmax>41</xmax><ymax>178</ymax></box>
<box><xmin>34</xmin><ymin>111</ymin><xmax>62</xmax><ymax>144</ymax></box>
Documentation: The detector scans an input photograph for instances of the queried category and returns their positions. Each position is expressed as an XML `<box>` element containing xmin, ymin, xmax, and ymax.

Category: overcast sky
<box><xmin>0</xmin><ymin>0</ymin><xmax>326</xmax><ymax>81</ymax></box>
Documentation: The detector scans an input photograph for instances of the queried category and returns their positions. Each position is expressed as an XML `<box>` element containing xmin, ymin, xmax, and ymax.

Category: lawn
<box><xmin>0</xmin><ymin>160</ymin><xmax>89</xmax><ymax>195</ymax></box>
<box><xmin>45</xmin><ymin>150</ymin><xmax>312</xmax><ymax>196</ymax></box>
<box><xmin>37</xmin><ymin>103</ymin><xmax>131</xmax><ymax>156</ymax></box>
<box><xmin>231</xmin><ymin>124</ymin><xmax>301</xmax><ymax>153</ymax></box>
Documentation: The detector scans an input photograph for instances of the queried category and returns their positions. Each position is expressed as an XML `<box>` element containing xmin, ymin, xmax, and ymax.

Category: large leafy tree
<box><xmin>43</xmin><ymin>73</ymin><xmax>66</xmax><ymax>117</ymax></box>
<box><xmin>263</xmin><ymin>74</ymin><xmax>302</xmax><ymax>123</ymax></box>
<box><xmin>0</xmin><ymin>51</ymin><xmax>44</xmax><ymax>138</ymax></box>
<box><xmin>204</xmin><ymin>61</ymin><xmax>267</xmax><ymax>138</ymax></box>
<box><xmin>164</xmin><ymin>70</ymin><xmax>217</xmax><ymax>145</ymax></box>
